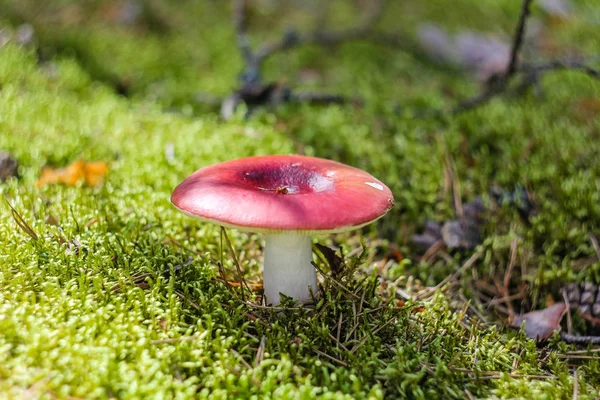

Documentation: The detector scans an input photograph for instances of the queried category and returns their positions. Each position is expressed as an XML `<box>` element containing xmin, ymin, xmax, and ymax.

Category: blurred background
<box><xmin>1</xmin><ymin>0</ymin><xmax>598</xmax><ymax>113</ymax></box>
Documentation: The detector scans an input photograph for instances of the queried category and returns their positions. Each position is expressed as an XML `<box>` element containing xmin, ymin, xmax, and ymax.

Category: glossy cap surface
<box><xmin>171</xmin><ymin>155</ymin><xmax>394</xmax><ymax>233</ymax></box>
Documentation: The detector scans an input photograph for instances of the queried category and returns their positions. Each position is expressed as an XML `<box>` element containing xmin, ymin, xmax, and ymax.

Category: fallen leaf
<box><xmin>37</xmin><ymin>160</ymin><xmax>108</xmax><ymax>187</ymax></box>
<box><xmin>0</xmin><ymin>151</ymin><xmax>19</xmax><ymax>182</ymax></box>
<box><xmin>511</xmin><ymin>303</ymin><xmax>567</xmax><ymax>341</ymax></box>
<box><xmin>412</xmin><ymin>220</ymin><xmax>443</xmax><ymax>249</ymax></box>
<box><xmin>413</xmin><ymin>198</ymin><xmax>484</xmax><ymax>250</ymax></box>
<box><xmin>314</xmin><ymin>243</ymin><xmax>345</xmax><ymax>279</ymax></box>
<box><xmin>416</xmin><ymin>23</ymin><xmax>455</xmax><ymax>63</ymax></box>
<box><xmin>455</xmin><ymin>32</ymin><xmax>511</xmax><ymax>81</ymax></box>
<box><xmin>83</xmin><ymin>161</ymin><xmax>109</xmax><ymax>186</ymax></box>
<box><xmin>442</xmin><ymin>219</ymin><xmax>480</xmax><ymax>249</ymax></box>
<box><xmin>491</xmin><ymin>185</ymin><xmax>538</xmax><ymax>223</ymax></box>
<box><xmin>417</xmin><ymin>23</ymin><xmax>511</xmax><ymax>81</ymax></box>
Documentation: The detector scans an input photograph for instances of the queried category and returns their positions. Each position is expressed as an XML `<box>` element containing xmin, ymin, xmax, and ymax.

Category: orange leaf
<box><xmin>83</xmin><ymin>161</ymin><xmax>109</xmax><ymax>186</ymax></box>
<box><xmin>37</xmin><ymin>160</ymin><xmax>108</xmax><ymax>187</ymax></box>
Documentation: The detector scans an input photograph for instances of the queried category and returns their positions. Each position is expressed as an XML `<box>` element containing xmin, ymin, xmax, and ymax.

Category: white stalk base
<box><xmin>263</xmin><ymin>233</ymin><xmax>316</xmax><ymax>305</ymax></box>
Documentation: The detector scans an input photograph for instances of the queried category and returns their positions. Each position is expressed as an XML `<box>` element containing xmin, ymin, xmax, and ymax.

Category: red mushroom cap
<box><xmin>171</xmin><ymin>155</ymin><xmax>394</xmax><ymax>233</ymax></box>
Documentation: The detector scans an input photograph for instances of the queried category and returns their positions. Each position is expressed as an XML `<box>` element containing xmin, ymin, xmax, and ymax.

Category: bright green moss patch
<box><xmin>1</xmin><ymin>0</ymin><xmax>600</xmax><ymax>398</ymax></box>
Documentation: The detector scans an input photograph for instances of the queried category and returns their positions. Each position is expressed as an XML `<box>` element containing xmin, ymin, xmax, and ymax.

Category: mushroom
<box><xmin>171</xmin><ymin>155</ymin><xmax>394</xmax><ymax>305</ymax></box>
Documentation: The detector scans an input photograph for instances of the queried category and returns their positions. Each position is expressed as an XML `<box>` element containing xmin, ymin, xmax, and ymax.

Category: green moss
<box><xmin>1</xmin><ymin>0</ymin><xmax>600</xmax><ymax>398</ymax></box>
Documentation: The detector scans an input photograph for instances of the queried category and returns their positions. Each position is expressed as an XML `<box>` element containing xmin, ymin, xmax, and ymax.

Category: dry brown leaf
<box><xmin>83</xmin><ymin>161</ymin><xmax>109</xmax><ymax>186</ymax></box>
<box><xmin>37</xmin><ymin>160</ymin><xmax>108</xmax><ymax>187</ymax></box>
<box><xmin>511</xmin><ymin>302</ymin><xmax>567</xmax><ymax>341</ymax></box>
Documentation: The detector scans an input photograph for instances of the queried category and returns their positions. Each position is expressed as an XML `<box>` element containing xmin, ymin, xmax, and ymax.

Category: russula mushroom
<box><xmin>171</xmin><ymin>155</ymin><xmax>394</xmax><ymax>305</ymax></box>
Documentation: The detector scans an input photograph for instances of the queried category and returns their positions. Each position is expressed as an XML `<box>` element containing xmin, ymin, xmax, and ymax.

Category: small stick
<box><xmin>565</xmin><ymin>348</ymin><xmax>600</xmax><ymax>355</ymax></box>
<box><xmin>417</xmin><ymin>251</ymin><xmax>481</xmax><ymax>300</ymax></box>
<box><xmin>350</xmin><ymin>316</ymin><xmax>396</xmax><ymax>354</ymax></box>
<box><xmin>572</xmin><ymin>369</ymin><xmax>579</xmax><ymax>400</ymax></box>
<box><xmin>231</xmin><ymin>348</ymin><xmax>253</xmax><ymax>370</ymax></box>
<box><xmin>560</xmin><ymin>333</ymin><xmax>600</xmax><ymax>345</ymax></box>
<box><xmin>254</xmin><ymin>336</ymin><xmax>266</xmax><ymax>367</ymax></box>
<box><xmin>233</xmin><ymin>0</ymin><xmax>253</xmax><ymax>64</ymax></box>
<box><xmin>562</xmin><ymin>289</ymin><xmax>573</xmax><ymax>335</ymax></box>
<box><xmin>503</xmin><ymin>239</ymin><xmax>519</xmax><ymax>290</ymax></box>
<box><xmin>336</xmin><ymin>313</ymin><xmax>343</xmax><ymax>344</ymax></box>
<box><xmin>558</xmin><ymin>355</ymin><xmax>600</xmax><ymax>360</ymax></box>
<box><xmin>151</xmin><ymin>336</ymin><xmax>200</xmax><ymax>345</ymax></box>
<box><xmin>221</xmin><ymin>227</ymin><xmax>251</xmax><ymax>299</ymax></box>
<box><xmin>5</xmin><ymin>198</ymin><xmax>39</xmax><ymax>241</ymax></box>
<box><xmin>313</xmin><ymin>349</ymin><xmax>348</xmax><ymax>367</ymax></box>
<box><xmin>519</xmin><ymin>60</ymin><xmax>600</xmax><ymax>79</ymax></box>
<box><xmin>505</xmin><ymin>0</ymin><xmax>533</xmax><ymax>79</ymax></box>
<box><xmin>311</xmin><ymin>261</ymin><xmax>361</xmax><ymax>300</ymax></box>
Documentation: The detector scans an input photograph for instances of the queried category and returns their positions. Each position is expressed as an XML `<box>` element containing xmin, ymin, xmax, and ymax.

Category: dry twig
<box><xmin>220</xmin><ymin>0</ymin><xmax>390</xmax><ymax>117</ymax></box>
<box><xmin>452</xmin><ymin>0</ymin><xmax>599</xmax><ymax>114</ymax></box>
<box><xmin>560</xmin><ymin>333</ymin><xmax>600</xmax><ymax>345</ymax></box>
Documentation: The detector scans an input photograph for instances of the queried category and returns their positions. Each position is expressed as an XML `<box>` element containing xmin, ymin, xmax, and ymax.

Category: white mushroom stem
<box><xmin>263</xmin><ymin>232</ymin><xmax>316</xmax><ymax>305</ymax></box>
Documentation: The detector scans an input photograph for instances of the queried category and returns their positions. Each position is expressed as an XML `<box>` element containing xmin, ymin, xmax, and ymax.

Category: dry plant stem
<box><xmin>497</xmin><ymin>239</ymin><xmax>518</xmax><ymax>317</ymax></box>
<box><xmin>254</xmin><ymin>336</ymin><xmax>266</xmax><ymax>367</ymax></box>
<box><xmin>221</xmin><ymin>227</ymin><xmax>251</xmax><ymax>300</ymax></box>
<box><xmin>562</xmin><ymin>289</ymin><xmax>573</xmax><ymax>335</ymax></box>
<box><xmin>311</xmin><ymin>261</ymin><xmax>361</xmax><ymax>301</ymax></box>
<box><xmin>5</xmin><ymin>198</ymin><xmax>39</xmax><ymax>241</ymax></box>
<box><xmin>565</xmin><ymin>348</ymin><xmax>600</xmax><ymax>355</ymax></box>
<box><xmin>165</xmin><ymin>235</ymin><xmax>203</xmax><ymax>256</ymax></box>
<box><xmin>289</xmin><ymin>92</ymin><xmax>350</xmax><ymax>105</ymax></box>
<box><xmin>313</xmin><ymin>349</ymin><xmax>348</xmax><ymax>367</ymax></box>
<box><xmin>572</xmin><ymin>369</ymin><xmax>578</xmax><ymax>400</ymax></box>
<box><xmin>417</xmin><ymin>251</ymin><xmax>481</xmax><ymax>301</ymax></box>
<box><xmin>520</xmin><ymin>60</ymin><xmax>600</xmax><ymax>78</ymax></box>
<box><xmin>505</xmin><ymin>0</ymin><xmax>533</xmax><ymax>79</ymax></box>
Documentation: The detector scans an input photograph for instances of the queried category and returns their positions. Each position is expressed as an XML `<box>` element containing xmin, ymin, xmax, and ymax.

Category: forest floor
<box><xmin>0</xmin><ymin>0</ymin><xmax>599</xmax><ymax>398</ymax></box>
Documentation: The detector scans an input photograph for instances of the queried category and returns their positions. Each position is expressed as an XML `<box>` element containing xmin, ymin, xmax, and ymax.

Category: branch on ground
<box><xmin>560</xmin><ymin>333</ymin><xmax>600</xmax><ymax>345</ymax></box>
<box><xmin>451</xmin><ymin>0</ymin><xmax>599</xmax><ymax>114</ymax></box>
<box><xmin>220</xmin><ymin>0</ymin><xmax>389</xmax><ymax>118</ymax></box>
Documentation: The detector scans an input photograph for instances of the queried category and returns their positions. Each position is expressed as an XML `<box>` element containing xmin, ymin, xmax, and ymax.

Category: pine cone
<box><xmin>564</xmin><ymin>282</ymin><xmax>600</xmax><ymax>318</ymax></box>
